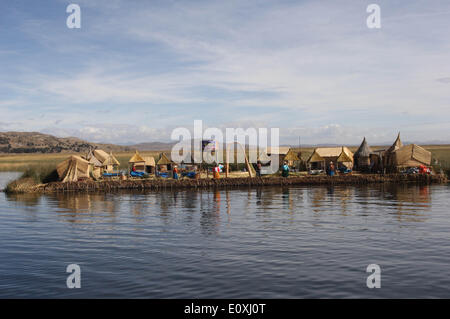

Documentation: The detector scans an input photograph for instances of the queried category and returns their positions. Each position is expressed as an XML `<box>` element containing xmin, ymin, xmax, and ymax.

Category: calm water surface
<box><xmin>1</xmin><ymin>172</ymin><xmax>450</xmax><ymax>298</ymax></box>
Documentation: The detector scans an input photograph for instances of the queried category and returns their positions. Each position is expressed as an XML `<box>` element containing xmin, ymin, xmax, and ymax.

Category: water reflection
<box><xmin>5</xmin><ymin>183</ymin><xmax>433</xmax><ymax>227</ymax></box>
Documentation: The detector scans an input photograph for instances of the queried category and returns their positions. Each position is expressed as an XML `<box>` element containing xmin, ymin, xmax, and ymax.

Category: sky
<box><xmin>0</xmin><ymin>0</ymin><xmax>449</xmax><ymax>145</ymax></box>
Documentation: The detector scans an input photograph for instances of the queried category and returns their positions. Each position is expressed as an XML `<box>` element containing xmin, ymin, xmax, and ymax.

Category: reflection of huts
<box><xmin>157</xmin><ymin>153</ymin><xmax>174</xmax><ymax>172</ymax></box>
<box><xmin>392</xmin><ymin>144</ymin><xmax>431</xmax><ymax>168</ymax></box>
<box><xmin>354</xmin><ymin>137</ymin><xmax>373</xmax><ymax>171</ymax></box>
<box><xmin>307</xmin><ymin>147</ymin><xmax>354</xmax><ymax>170</ymax></box>
<box><xmin>56</xmin><ymin>155</ymin><xmax>90</xmax><ymax>182</ymax></box>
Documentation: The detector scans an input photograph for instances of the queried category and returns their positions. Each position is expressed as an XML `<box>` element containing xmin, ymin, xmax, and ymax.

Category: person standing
<box><xmin>256</xmin><ymin>160</ymin><xmax>262</xmax><ymax>177</ymax></box>
<box><xmin>173</xmin><ymin>165</ymin><xmax>179</xmax><ymax>180</ymax></box>
<box><xmin>213</xmin><ymin>164</ymin><xmax>221</xmax><ymax>179</ymax></box>
<box><xmin>329</xmin><ymin>161</ymin><xmax>335</xmax><ymax>177</ymax></box>
<box><xmin>281</xmin><ymin>161</ymin><xmax>289</xmax><ymax>178</ymax></box>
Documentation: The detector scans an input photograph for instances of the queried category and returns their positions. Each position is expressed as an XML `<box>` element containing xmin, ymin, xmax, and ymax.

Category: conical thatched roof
<box><xmin>129</xmin><ymin>150</ymin><xmax>145</xmax><ymax>163</ymax></box>
<box><xmin>387</xmin><ymin>132</ymin><xmax>403</xmax><ymax>153</ymax></box>
<box><xmin>354</xmin><ymin>137</ymin><xmax>373</xmax><ymax>158</ymax></box>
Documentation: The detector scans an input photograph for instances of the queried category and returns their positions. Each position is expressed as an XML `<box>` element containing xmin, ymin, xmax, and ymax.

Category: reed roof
<box><xmin>394</xmin><ymin>144</ymin><xmax>431</xmax><ymax>166</ymax></box>
<box><xmin>354</xmin><ymin>137</ymin><xmax>373</xmax><ymax>158</ymax></box>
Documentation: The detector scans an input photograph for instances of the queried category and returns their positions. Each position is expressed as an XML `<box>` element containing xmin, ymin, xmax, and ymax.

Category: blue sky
<box><xmin>1</xmin><ymin>0</ymin><xmax>449</xmax><ymax>145</ymax></box>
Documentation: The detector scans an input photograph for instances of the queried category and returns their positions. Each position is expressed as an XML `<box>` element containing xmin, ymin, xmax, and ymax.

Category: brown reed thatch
<box><xmin>387</xmin><ymin>132</ymin><xmax>403</xmax><ymax>153</ymax></box>
<box><xmin>56</xmin><ymin>155</ymin><xmax>90</xmax><ymax>182</ymax></box>
<box><xmin>143</xmin><ymin>156</ymin><xmax>156</xmax><ymax>167</ymax></box>
<box><xmin>308</xmin><ymin>147</ymin><xmax>354</xmax><ymax>163</ymax></box>
<box><xmin>354</xmin><ymin>137</ymin><xmax>373</xmax><ymax>158</ymax></box>
<box><xmin>129</xmin><ymin>150</ymin><xmax>145</xmax><ymax>163</ymax></box>
<box><xmin>284</xmin><ymin>149</ymin><xmax>300</xmax><ymax>161</ymax></box>
<box><xmin>103</xmin><ymin>152</ymin><xmax>120</xmax><ymax>166</ymax></box>
<box><xmin>93</xmin><ymin>149</ymin><xmax>110</xmax><ymax>163</ymax></box>
<box><xmin>394</xmin><ymin>144</ymin><xmax>431</xmax><ymax>167</ymax></box>
<box><xmin>157</xmin><ymin>153</ymin><xmax>173</xmax><ymax>165</ymax></box>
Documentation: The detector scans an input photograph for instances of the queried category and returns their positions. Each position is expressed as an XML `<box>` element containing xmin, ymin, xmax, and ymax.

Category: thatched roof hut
<box><xmin>354</xmin><ymin>137</ymin><xmax>373</xmax><ymax>158</ymax></box>
<box><xmin>157</xmin><ymin>153</ymin><xmax>173</xmax><ymax>165</ymax></box>
<box><xmin>354</xmin><ymin>137</ymin><xmax>373</xmax><ymax>169</ymax></box>
<box><xmin>103</xmin><ymin>152</ymin><xmax>120</xmax><ymax>166</ymax></box>
<box><xmin>387</xmin><ymin>132</ymin><xmax>403</xmax><ymax>153</ymax></box>
<box><xmin>384</xmin><ymin>133</ymin><xmax>404</xmax><ymax>170</ymax></box>
<box><xmin>129</xmin><ymin>150</ymin><xmax>145</xmax><ymax>164</ymax></box>
<box><xmin>393</xmin><ymin>144</ymin><xmax>431</xmax><ymax>167</ymax></box>
<box><xmin>93</xmin><ymin>149</ymin><xmax>110</xmax><ymax>163</ymax></box>
<box><xmin>56</xmin><ymin>155</ymin><xmax>90</xmax><ymax>182</ymax></box>
<box><xmin>308</xmin><ymin>147</ymin><xmax>354</xmax><ymax>169</ymax></box>
<box><xmin>143</xmin><ymin>156</ymin><xmax>156</xmax><ymax>167</ymax></box>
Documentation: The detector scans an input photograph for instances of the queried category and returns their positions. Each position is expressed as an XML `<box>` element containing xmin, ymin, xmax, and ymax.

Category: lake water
<box><xmin>1</xmin><ymin>172</ymin><xmax>450</xmax><ymax>298</ymax></box>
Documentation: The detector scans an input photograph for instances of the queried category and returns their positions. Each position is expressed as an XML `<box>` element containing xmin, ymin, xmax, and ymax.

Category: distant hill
<box><xmin>129</xmin><ymin>141</ymin><xmax>176</xmax><ymax>151</ymax></box>
<box><xmin>0</xmin><ymin>132</ymin><xmax>132</xmax><ymax>154</ymax></box>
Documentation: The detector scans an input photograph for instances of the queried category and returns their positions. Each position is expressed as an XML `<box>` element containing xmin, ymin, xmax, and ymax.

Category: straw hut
<box><xmin>393</xmin><ymin>144</ymin><xmax>431</xmax><ymax>168</ymax></box>
<box><xmin>307</xmin><ymin>147</ymin><xmax>354</xmax><ymax>170</ymax></box>
<box><xmin>157</xmin><ymin>153</ymin><xmax>174</xmax><ymax>172</ymax></box>
<box><xmin>284</xmin><ymin>148</ymin><xmax>301</xmax><ymax>167</ymax></box>
<box><xmin>85</xmin><ymin>148</ymin><xmax>103</xmax><ymax>178</ymax></box>
<box><xmin>142</xmin><ymin>156</ymin><xmax>156</xmax><ymax>174</ymax></box>
<box><xmin>128</xmin><ymin>150</ymin><xmax>146</xmax><ymax>172</ymax></box>
<box><xmin>56</xmin><ymin>155</ymin><xmax>90</xmax><ymax>182</ymax></box>
<box><xmin>354</xmin><ymin>137</ymin><xmax>373</xmax><ymax>171</ymax></box>
<box><xmin>384</xmin><ymin>133</ymin><xmax>404</xmax><ymax>170</ymax></box>
<box><xmin>102</xmin><ymin>152</ymin><xmax>120</xmax><ymax>173</ymax></box>
<box><xmin>93</xmin><ymin>149</ymin><xmax>110</xmax><ymax>163</ymax></box>
<box><xmin>266</xmin><ymin>146</ymin><xmax>291</xmax><ymax>167</ymax></box>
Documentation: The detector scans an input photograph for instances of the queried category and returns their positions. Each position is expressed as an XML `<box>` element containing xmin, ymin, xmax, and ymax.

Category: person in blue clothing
<box><xmin>281</xmin><ymin>161</ymin><xmax>289</xmax><ymax>177</ymax></box>
<box><xmin>329</xmin><ymin>161</ymin><xmax>335</xmax><ymax>176</ymax></box>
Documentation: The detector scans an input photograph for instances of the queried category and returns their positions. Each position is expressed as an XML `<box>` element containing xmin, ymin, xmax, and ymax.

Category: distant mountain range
<box><xmin>0</xmin><ymin>131</ymin><xmax>177</xmax><ymax>154</ymax></box>
<box><xmin>0</xmin><ymin>131</ymin><xmax>447</xmax><ymax>154</ymax></box>
<box><xmin>0</xmin><ymin>132</ymin><xmax>131</xmax><ymax>154</ymax></box>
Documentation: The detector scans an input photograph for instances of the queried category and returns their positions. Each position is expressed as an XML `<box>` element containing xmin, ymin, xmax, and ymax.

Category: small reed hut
<box><xmin>307</xmin><ymin>147</ymin><xmax>354</xmax><ymax>170</ymax></box>
<box><xmin>284</xmin><ymin>148</ymin><xmax>301</xmax><ymax>168</ymax></box>
<box><xmin>142</xmin><ymin>156</ymin><xmax>156</xmax><ymax>174</ymax></box>
<box><xmin>157</xmin><ymin>153</ymin><xmax>174</xmax><ymax>172</ymax></box>
<box><xmin>102</xmin><ymin>152</ymin><xmax>120</xmax><ymax>173</ymax></box>
<box><xmin>128</xmin><ymin>150</ymin><xmax>145</xmax><ymax>172</ymax></box>
<box><xmin>56</xmin><ymin>155</ymin><xmax>90</xmax><ymax>182</ymax></box>
<box><xmin>392</xmin><ymin>144</ymin><xmax>432</xmax><ymax>168</ymax></box>
<box><xmin>353</xmin><ymin>137</ymin><xmax>373</xmax><ymax>172</ymax></box>
<box><xmin>384</xmin><ymin>133</ymin><xmax>403</xmax><ymax>170</ymax></box>
<box><xmin>85</xmin><ymin>148</ymin><xmax>103</xmax><ymax>178</ymax></box>
<box><xmin>266</xmin><ymin>146</ymin><xmax>291</xmax><ymax>167</ymax></box>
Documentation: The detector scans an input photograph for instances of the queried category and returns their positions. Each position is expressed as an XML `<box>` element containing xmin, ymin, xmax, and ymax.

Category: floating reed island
<box><xmin>4</xmin><ymin>174</ymin><xmax>447</xmax><ymax>194</ymax></box>
<box><xmin>4</xmin><ymin>132</ymin><xmax>449</xmax><ymax>194</ymax></box>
